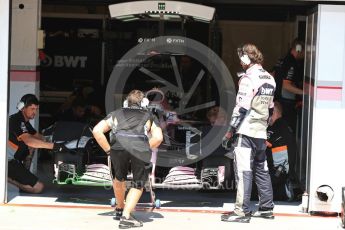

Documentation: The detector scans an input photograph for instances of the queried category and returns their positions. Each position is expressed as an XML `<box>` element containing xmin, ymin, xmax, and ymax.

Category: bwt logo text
<box><xmin>41</xmin><ymin>55</ymin><xmax>88</xmax><ymax>68</ymax></box>
<box><xmin>260</xmin><ymin>87</ymin><xmax>274</xmax><ymax>95</ymax></box>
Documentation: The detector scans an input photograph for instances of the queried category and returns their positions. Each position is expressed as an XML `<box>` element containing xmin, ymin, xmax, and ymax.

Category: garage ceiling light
<box><xmin>116</xmin><ymin>15</ymin><xmax>137</xmax><ymax>20</ymax></box>
<box><xmin>109</xmin><ymin>1</ymin><xmax>215</xmax><ymax>23</ymax></box>
<box><xmin>163</xmin><ymin>14</ymin><xmax>181</xmax><ymax>20</ymax></box>
<box><xmin>122</xmin><ymin>17</ymin><xmax>140</xmax><ymax>22</ymax></box>
<box><xmin>149</xmin><ymin>14</ymin><xmax>161</xmax><ymax>18</ymax></box>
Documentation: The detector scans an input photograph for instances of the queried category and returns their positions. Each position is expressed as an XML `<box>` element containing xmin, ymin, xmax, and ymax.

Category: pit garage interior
<box><xmin>1</xmin><ymin>0</ymin><xmax>345</xmax><ymax>217</ymax></box>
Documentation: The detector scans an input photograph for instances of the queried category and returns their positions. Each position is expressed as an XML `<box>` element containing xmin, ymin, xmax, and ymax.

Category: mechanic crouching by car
<box><xmin>92</xmin><ymin>90</ymin><xmax>163</xmax><ymax>229</ymax></box>
<box><xmin>8</xmin><ymin>94</ymin><xmax>69</xmax><ymax>194</ymax></box>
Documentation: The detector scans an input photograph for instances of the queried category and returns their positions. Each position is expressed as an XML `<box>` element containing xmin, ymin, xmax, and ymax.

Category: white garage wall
<box><xmin>0</xmin><ymin>1</ymin><xmax>10</xmax><ymax>204</ymax></box>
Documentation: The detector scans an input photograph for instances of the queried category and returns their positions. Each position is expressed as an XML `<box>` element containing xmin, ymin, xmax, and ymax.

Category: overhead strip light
<box><xmin>193</xmin><ymin>16</ymin><xmax>211</xmax><ymax>23</ymax></box>
<box><xmin>122</xmin><ymin>17</ymin><xmax>140</xmax><ymax>22</ymax></box>
<box><xmin>148</xmin><ymin>14</ymin><xmax>161</xmax><ymax>18</ymax></box>
<box><xmin>115</xmin><ymin>15</ymin><xmax>136</xmax><ymax>20</ymax></box>
<box><xmin>163</xmin><ymin>14</ymin><xmax>181</xmax><ymax>20</ymax></box>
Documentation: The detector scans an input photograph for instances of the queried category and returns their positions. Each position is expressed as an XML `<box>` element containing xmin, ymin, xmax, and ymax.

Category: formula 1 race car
<box><xmin>42</xmin><ymin>89</ymin><xmax>233</xmax><ymax>192</ymax></box>
<box><xmin>43</xmin><ymin>121</ymin><xmax>112</xmax><ymax>187</ymax></box>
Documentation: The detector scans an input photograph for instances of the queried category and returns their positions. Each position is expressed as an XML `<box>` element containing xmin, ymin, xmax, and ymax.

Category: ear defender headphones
<box><xmin>16</xmin><ymin>100</ymin><xmax>26</xmax><ymax>111</ymax></box>
<box><xmin>295</xmin><ymin>44</ymin><xmax>302</xmax><ymax>53</ymax></box>
<box><xmin>237</xmin><ymin>47</ymin><xmax>251</xmax><ymax>65</ymax></box>
<box><xmin>16</xmin><ymin>94</ymin><xmax>39</xmax><ymax>110</ymax></box>
<box><xmin>123</xmin><ymin>99</ymin><xmax>128</xmax><ymax>108</ymax></box>
<box><xmin>141</xmin><ymin>97</ymin><xmax>149</xmax><ymax>108</ymax></box>
<box><xmin>123</xmin><ymin>97</ymin><xmax>149</xmax><ymax>108</ymax></box>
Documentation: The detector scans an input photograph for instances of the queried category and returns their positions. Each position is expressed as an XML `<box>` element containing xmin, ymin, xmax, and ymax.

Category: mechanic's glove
<box><xmin>52</xmin><ymin>142</ymin><xmax>69</xmax><ymax>153</ymax></box>
<box><xmin>222</xmin><ymin>131</ymin><xmax>234</xmax><ymax>149</ymax></box>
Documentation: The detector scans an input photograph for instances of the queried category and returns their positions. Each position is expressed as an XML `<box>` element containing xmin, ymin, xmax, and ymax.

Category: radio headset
<box><xmin>123</xmin><ymin>97</ymin><xmax>149</xmax><ymax>108</ymax></box>
<box><xmin>123</xmin><ymin>99</ymin><xmax>128</xmax><ymax>108</ymax></box>
<box><xmin>295</xmin><ymin>44</ymin><xmax>303</xmax><ymax>53</ymax></box>
<box><xmin>16</xmin><ymin>94</ymin><xmax>37</xmax><ymax>110</ymax></box>
<box><xmin>141</xmin><ymin>97</ymin><xmax>149</xmax><ymax>108</ymax></box>
<box><xmin>238</xmin><ymin>47</ymin><xmax>251</xmax><ymax>65</ymax></box>
<box><xmin>16</xmin><ymin>100</ymin><xmax>26</xmax><ymax>111</ymax></box>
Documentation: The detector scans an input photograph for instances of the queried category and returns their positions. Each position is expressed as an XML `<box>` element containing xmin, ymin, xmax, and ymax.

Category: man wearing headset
<box><xmin>8</xmin><ymin>94</ymin><xmax>68</xmax><ymax>193</ymax></box>
<box><xmin>221</xmin><ymin>44</ymin><xmax>276</xmax><ymax>223</ymax></box>
<box><xmin>92</xmin><ymin>90</ymin><xmax>163</xmax><ymax>229</ymax></box>
<box><xmin>272</xmin><ymin>39</ymin><xmax>304</xmax><ymax>133</ymax></box>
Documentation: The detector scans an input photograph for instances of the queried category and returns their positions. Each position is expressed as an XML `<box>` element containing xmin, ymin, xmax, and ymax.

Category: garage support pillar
<box><xmin>10</xmin><ymin>0</ymin><xmax>42</xmax><ymax>177</ymax></box>
<box><xmin>0</xmin><ymin>1</ymin><xmax>10</xmax><ymax>204</ymax></box>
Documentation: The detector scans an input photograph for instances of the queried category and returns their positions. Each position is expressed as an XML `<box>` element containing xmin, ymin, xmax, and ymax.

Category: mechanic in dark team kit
<box><xmin>93</xmin><ymin>90</ymin><xmax>163</xmax><ymax>229</ymax></box>
<box><xmin>271</xmin><ymin>39</ymin><xmax>304</xmax><ymax>133</ymax></box>
<box><xmin>8</xmin><ymin>94</ymin><xmax>68</xmax><ymax>193</ymax></box>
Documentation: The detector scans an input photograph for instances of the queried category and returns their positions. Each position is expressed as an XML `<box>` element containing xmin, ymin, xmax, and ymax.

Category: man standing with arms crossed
<box><xmin>221</xmin><ymin>44</ymin><xmax>276</xmax><ymax>223</ymax></box>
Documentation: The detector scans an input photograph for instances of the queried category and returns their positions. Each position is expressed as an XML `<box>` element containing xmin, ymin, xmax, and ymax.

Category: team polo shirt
<box><xmin>279</xmin><ymin>53</ymin><xmax>303</xmax><ymax>100</ymax></box>
<box><xmin>8</xmin><ymin>112</ymin><xmax>37</xmax><ymax>161</ymax></box>
<box><xmin>104</xmin><ymin>107</ymin><xmax>158</xmax><ymax>151</ymax></box>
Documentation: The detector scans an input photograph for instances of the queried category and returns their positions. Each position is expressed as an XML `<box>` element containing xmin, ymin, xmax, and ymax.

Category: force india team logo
<box><xmin>105</xmin><ymin>36</ymin><xmax>236</xmax><ymax>167</ymax></box>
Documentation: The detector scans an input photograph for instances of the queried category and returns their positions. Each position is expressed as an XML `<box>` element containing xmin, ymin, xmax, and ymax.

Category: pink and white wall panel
<box><xmin>10</xmin><ymin>0</ymin><xmax>41</xmax><ymax>118</ymax></box>
<box><xmin>306</xmin><ymin>4</ymin><xmax>345</xmax><ymax>213</ymax></box>
<box><xmin>0</xmin><ymin>0</ymin><xmax>10</xmax><ymax>204</ymax></box>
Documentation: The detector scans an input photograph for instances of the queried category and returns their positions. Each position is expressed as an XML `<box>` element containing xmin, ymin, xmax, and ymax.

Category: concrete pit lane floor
<box><xmin>2</xmin><ymin>160</ymin><xmax>343</xmax><ymax>230</ymax></box>
<box><xmin>4</xmin><ymin>181</ymin><xmax>343</xmax><ymax>230</ymax></box>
